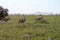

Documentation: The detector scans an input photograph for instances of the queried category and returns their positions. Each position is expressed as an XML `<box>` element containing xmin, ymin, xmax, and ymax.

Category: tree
<box><xmin>0</xmin><ymin>6</ymin><xmax>9</xmax><ymax>20</ymax></box>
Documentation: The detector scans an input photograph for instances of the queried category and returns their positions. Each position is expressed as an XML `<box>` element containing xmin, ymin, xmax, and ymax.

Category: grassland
<box><xmin>0</xmin><ymin>15</ymin><xmax>60</xmax><ymax>40</ymax></box>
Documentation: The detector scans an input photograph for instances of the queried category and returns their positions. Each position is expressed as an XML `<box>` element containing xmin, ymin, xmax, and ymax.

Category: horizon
<box><xmin>0</xmin><ymin>0</ymin><xmax>60</xmax><ymax>14</ymax></box>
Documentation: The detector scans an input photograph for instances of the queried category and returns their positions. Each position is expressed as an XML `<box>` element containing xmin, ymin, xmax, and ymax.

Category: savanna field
<box><xmin>0</xmin><ymin>15</ymin><xmax>60</xmax><ymax>40</ymax></box>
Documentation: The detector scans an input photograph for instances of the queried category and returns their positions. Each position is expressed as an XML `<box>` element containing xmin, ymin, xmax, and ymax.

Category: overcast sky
<box><xmin>0</xmin><ymin>0</ymin><xmax>60</xmax><ymax>14</ymax></box>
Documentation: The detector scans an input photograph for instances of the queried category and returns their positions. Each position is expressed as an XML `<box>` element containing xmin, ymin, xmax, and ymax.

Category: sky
<box><xmin>0</xmin><ymin>0</ymin><xmax>60</xmax><ymax>14</ymax></box>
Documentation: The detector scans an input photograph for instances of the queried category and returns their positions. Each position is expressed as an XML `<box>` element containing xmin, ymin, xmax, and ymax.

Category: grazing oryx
<box><xmin>35</xmin><ymin>16</ymin><xmax>44</xmax><ymax>21</ymax></box>
<box><xmin>35</xmin><ymin>16</ymin><xmax>49</xmax><ymax>24</ymax></box>
<box><xmin>18</xmin><ymin>18</ymin><xmax>25</xmax><ymax>24</ymax></box>
<box><xmin>2</xmin><ymin>17</ymin><xmax>10</xmax><ymax>22</ymax></box>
